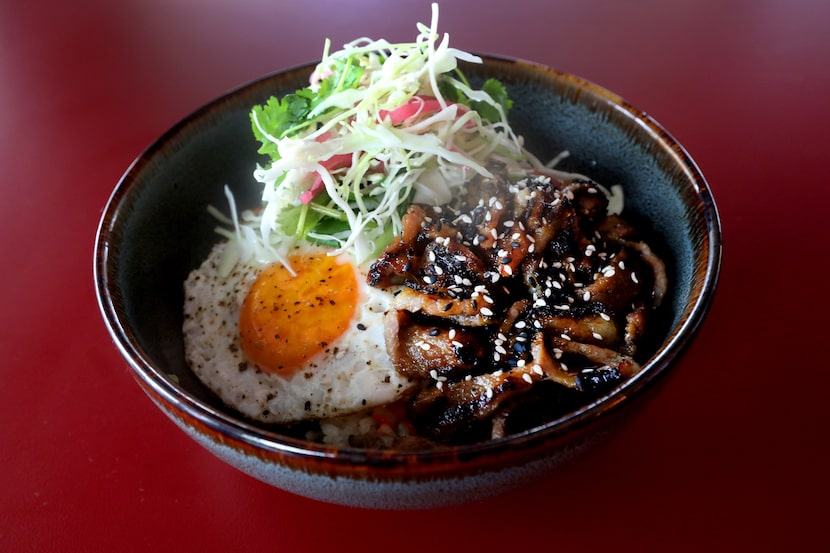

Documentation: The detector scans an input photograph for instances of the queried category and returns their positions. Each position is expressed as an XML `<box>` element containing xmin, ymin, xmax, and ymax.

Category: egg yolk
<box><xmin>239</xmin><ymin>254</ymin><xmax>358</xmax><ymax>377</ymax></box>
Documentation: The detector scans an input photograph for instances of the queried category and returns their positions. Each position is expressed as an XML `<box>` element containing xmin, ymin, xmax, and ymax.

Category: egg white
<box><xmin>182</xmin><ymin>240</ymin><xmax>412</xmax><ymax>424</ymax></box>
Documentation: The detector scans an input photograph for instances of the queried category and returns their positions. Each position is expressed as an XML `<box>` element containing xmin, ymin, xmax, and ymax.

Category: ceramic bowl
<box><xmin>94</xmin><ymin>55</ymin><xmax>721</xmax><ymax>509</ymax></box>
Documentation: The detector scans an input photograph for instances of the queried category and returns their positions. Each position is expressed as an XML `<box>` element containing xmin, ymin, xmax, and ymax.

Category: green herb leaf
<box><xmin>438</xmin><ymin>74</ymin><xmax>512</xmax><ymax>123</ymax></box>
<box><xmin>250</xmin><ymin>93</ymin><xmax>315</xmax><ymax>160</ymax></box>
<box><xmin>473</xmin><ymin>78</ymin><xmax>513</xmax><ymax>122</ymax></box>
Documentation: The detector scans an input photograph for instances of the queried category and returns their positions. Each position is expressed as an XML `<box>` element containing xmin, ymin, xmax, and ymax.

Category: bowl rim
<box><xmin>94</xmin><ymin>54</ymin><xmax>722</xmax><ymax>469</ymax></box>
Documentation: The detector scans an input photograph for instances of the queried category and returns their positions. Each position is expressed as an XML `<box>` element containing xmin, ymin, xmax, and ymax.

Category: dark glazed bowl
<box><xmin>94</xmin><ymin>55</ymin><xmax>722</xmax><ymax>509</ymax></box>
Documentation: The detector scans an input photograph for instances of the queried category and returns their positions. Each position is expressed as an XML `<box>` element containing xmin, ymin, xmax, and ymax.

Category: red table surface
<box><xmin>2</xmin><ymin>0</ymin><xmax>828</xmax><ymax>551</ymax></box>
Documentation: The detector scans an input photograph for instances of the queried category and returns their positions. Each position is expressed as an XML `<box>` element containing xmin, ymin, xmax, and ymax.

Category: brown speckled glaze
<box><xmin>94</xmin><ymin>55</ymin><xmax>721</xmax><ymax>509</ymax></box>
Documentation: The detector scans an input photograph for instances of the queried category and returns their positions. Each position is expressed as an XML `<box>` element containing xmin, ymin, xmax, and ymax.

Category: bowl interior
<box><xmin>96</xmin><ymin>56</ymin><xmax>720</xmax><ymax>450</ymax></box>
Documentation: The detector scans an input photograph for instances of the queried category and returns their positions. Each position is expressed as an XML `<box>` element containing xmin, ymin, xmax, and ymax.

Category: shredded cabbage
<box><xmin>220</xmin><ymin>3</ymin><xmax>620</xmax><ymax>272</ymax></box>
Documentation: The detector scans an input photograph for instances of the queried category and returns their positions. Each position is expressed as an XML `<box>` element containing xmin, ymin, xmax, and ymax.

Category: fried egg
<box><xmin>182</xmin><ymin>239</ymin><xmax>412</xmax><ymax>424</ymax></box>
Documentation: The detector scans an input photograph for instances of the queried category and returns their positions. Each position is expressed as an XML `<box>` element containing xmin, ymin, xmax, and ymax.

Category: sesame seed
<box><xmin>448</xmin><ymin>328</ymin><xmax>457</xmax><ymax>339</ymax></box>
<box><xmin>631</xmin><ymin>272</ymin><xmax>639</xmax><ymax>283</ymax></box>
<box><xmin>560</xmin><ymin>333</ymin><xmax>572</xmax><ymax>341</ymax></box>
<box><xmin>618</xmin><ymin>260</ymin><xmax>626</xmax><ymax>270</ymax></box>
<box><xmin>600</xmin><ymin>313</ymin><xmax>611</xmax><ymax>321</ymax></box>
<box><xmin>495</xmin><ymin>345</ymin><xmax>507</xmax><ymax>355</ymax></box>
<box><xmin>485</xmin><ymin>387</ymin><xmax>494</xmax><ymax>400</ymax></box>
<box><xmin>480</xmin><ymin>307</ymin><xmax>494</xmax><ymax>316</ymax></box>
<box><xmin>560</xmin><ymin>362</ymin><xmax>569</xmax><ymax>371</ymax></box>
<box><xmin>434</xmin><ymin>265</ymin><xmax>444</xmax><ymax>275</ymax></box>
<box><xmin>483</xmin><ymin>295</ymin><xmax>494</xmax><ymax>304</ymax></box>
<box><xmin>592</xmin><ymin>332</ymin><xmax>603</xmax><ymax>340</ymax></box>
<box><xmin>515</xmin><ymin>321</ymin><xmax>527</xmax><ymax>329</ymax></box>
<box><xmin>452</xmin><ymin>340</ymin><xmax>464</xmax><ymax>348</ymax></box>
<box><xmin>436</xmin><ymin>381</ymin><xmax>444</xmax><ymax>390</ymax></box>
<box><xmin>429</xmin><ymin>369</ymin><xmax>439</xmax><ymax>380</ymax></box>
<box><xmin>423</xmin><ymin>275</ymin><xmax>435</xmax><ymax>284</ymax></box>
<box><xmin>503</xmin><ymin>265</ymin><xmax>514</xmax><ymax>276</ymax></box>
<box><xmin>522</xmin><ymin>373</ymin><xmax>533</xmax><ymax>383</ymax></box>
<box><xmin>504</xmin><ymin>220</ymin><xmax>514</xmax><ymax>228</ymax></box>
<box><xmin>583</xmin><ymin>290</ymin><xmax>591</xmax><ymax>301</ymax></box>
<box><xmin>532</xmin><ymin>364</ymin><xmax>543</xmax><ymax>375</ymax></box>
<box><xmin>428</xmin><ymin>250</ymin><xmax>436</xmax><ymax>262</ymax></box>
